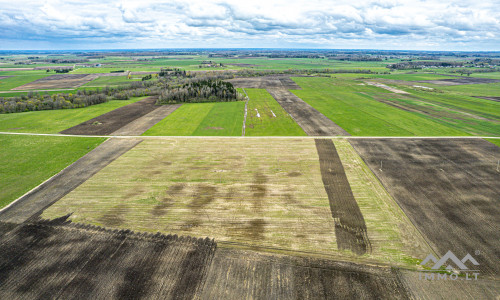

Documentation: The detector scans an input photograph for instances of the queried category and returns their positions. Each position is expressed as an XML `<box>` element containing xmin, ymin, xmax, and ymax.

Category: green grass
<box><xmin>243</xmin><ymin>88</ymin><xmax>306</xmax><ymax>136</ymax></box>
<box><xmin>0</xmin><ymin>97</ymin><xmax>146</xmax><ymax>133</ymax></box>
<box><xmin>143</xmin><ymin>101</ymin><xmax>245</xmax><ymax>136</ymax></box>
<box><xmin>82</xmin><ymin>75</ymin><xmax>143</xmax><ymax>87</ymax></box>
<box><xmin>0</xmin><ymin>134</ymin><xmax>105</xmax><ymax>208</ymax></box>
<box><xmin>0</xmin><ymin>74</ymin><xmax>51</xmax><ymax>91</ymax></box>
<box><xmin>487</xmin><ymin>139</ymin><xmax>500</xmax><ymax>148</ymax></box>
<box><xmin>292</xmin><ymin>77</ymin><xmax>470</xmax><ymax>136</ymax></box>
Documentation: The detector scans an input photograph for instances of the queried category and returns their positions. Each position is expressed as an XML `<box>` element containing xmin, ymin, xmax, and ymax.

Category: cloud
<box><xmin>0</xmin><ymin>0</ymin><xmax>499</xmax><ymax>50</ymax></box>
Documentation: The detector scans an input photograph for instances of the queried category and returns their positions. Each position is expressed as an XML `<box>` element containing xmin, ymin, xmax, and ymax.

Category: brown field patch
<box><xmin>351</xmin><ymin>138</ymin><xmax>500</xmax><ymax>276</ymax></box>
<box><xmin>60</xmin><ymin>97</ymin><xmax>161</xmax><ymax>135</ymax></box>
<box><xmin>11</xmin><ymin>74</ymin><xmax>98</xmax><ymax>90</ymax></box>
<box><xmin>315</xmin><ymin>139</ymin><xmax>370</xmax><ymax>255</ymax></box>
<box><xmin>267</xmin><ymin>88</ymin><xmax>350</xmax><ymax>136</ymax></box>
<box><xmin>415</xmin><ymin>77</ymin><xmax>500</xmax><ymax>85</ymax></box>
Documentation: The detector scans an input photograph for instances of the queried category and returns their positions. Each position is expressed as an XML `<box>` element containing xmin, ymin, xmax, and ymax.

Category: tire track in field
<box><xmin>314</xmin><ymin>139</ymin><xmax>371</xmax><ymax>255</ymax></box>
<box><xmin>267</xmin><ymin>88</ymin><xmax>350</xmax><ymax>136</ymax></box>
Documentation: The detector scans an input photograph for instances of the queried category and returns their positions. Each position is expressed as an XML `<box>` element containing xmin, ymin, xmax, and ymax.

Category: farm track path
<box><xmin>267</xmin><ymin>88</ymin><xmax>350</xmax><ymax>136</ymax></box>
<box><xmin>0</xmin><ymin>138</ymin><xmax>142</xmax><ymax>223</ymax></box>
<box><xmin>111</xmin><ymin>104</ymin><xmax>181</xmax><ymax>136</ymax></box>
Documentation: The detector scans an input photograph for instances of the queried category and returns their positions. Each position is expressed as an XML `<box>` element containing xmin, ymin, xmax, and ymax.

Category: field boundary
<box><xmin>1</xmin><ymin>132</ymin><xmax>499</xmax><ymax>139</ymax></box>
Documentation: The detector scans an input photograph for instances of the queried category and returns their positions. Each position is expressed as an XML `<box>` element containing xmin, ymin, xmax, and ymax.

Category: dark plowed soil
<box><xmin>61</xmin><ymin>97</ymin><xmax>160</xmax><ymax>135</ymax></box>
<box><xmin>415</xmin><ymin>77</ymin><xmax>500</xmax><ymax>85</ymax></box>
<box><xmin>350</xmin><ymin>138</ymin><xmax>500</xmax><ymax>276</ymax></box>
<box><xmin>228</xmin><ymin>75</ymin><xmax>302</xmax><ymax>89</ymax></box>
<box><xmin>315</xmin><ymin>139</ymin><xmax>370</xmax><ymax>255</ymax></box>
<box><xmin>200</xmin><ymin>248</ymin><xmax>409</xmax><ymax>299</ymax></box>
<box><xmin>0</xmin><ymin>138</ymin><xmax>142</xmax><ymax>224</ymax></box>
<box><xmin>12</xmin><ymin>74</ymin><xmax>97</xmax><ymax>90</ymax></box>
<box><xmin>473</xmin><ymin>96</ymin><xmax>500</xmax><ymax>102</ymax></box>
<box><xmin>267</xmin><ymin>88</ymin><xmax>350</xmax><ymax>136</ymax></box>
<box><xmin>0</xmin><ymin>219</ymin><xmax>216</xmax><ymax>299</ymax></box>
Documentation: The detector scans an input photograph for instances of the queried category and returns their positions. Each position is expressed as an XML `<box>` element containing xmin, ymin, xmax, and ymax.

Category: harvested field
<box><xmin>0</xmin><ymin>219</ymin><xmax>216</xmax><ymax>299</ymax></box>
<box><xmin>42</xmin><ymin>138</ymin><xmax>430</xmax><ymax>268</ymax></box>
<box><xmin>267</xmin><ymin>88</ymin><xmax>350</xmax><ymax>136</ymax></box>
<box><xmin>350</xmin><ymin>138</ymin><xmax>500</xmax><ymax>276</ymax></box>
<box><xmin>228</xmin><ymin>75</ymin><xmax>301</xmax><ymax>89</ymax></box>
<box><xmin>61</xmin><ymin>97</ymin><xmax>161</xmax><ymax>135</ymax></box>
<box><xmin>397</xmin><ymin>269</ymin><xmax>500</xmax><ymax>300</ymax></box>
<box><xmin>11</xmin><ymin>74</ymin><xmax>98</xmax><ymax>90</ymax></box>
<box><xmin>200</xmin><ymin>247</ymin><xmax>410</xmax><ymax>299</ymax></box>
<box><xmin>0</xmin><ymin>138</ymin><xmax>142</xmax><ymax>223</ymax></box>
<box><xmin>315</xmin><ymin>139</ymin><xmax>370</xmax><ymax>255</ymax></box>
<box><xmin>474</xmin><ymin>96</ymin><xmax>500</xmax><ymax>102</ymax></box>
<box><xmin>111</xmin><ymin>104</ymin><xmax>181</xmax><ymax>136</ymax></box>
<box><xmin>415</xmin><ymin>77</ymin><xmax>500</xmax><ymax>86</ymax></box>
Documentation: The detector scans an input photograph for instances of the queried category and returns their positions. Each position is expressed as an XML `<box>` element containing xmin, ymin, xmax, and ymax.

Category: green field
<box><xmin>243</xmin><ymin>88</ymin><xmax>306</xmax><ymax>136</ymax></box>
<box><xmin>292</xmin><ymin>77</ymin><xmax>498</xmax><ymax>136</ymax></box>
<box><xmin>0</xmin><ymin>74</ymin><xmax>51</xmax><ymax>91</ymax></box>
<box><xmin>0</xmin><ymin>97</ymin><xmax>146</xmax><ymax>133</ymax></box>
<box><xmin>82</xmin><ymin>75</ymin><xmax>142</xmax><ymax>87</ymax></box>
<box><xmin>143</xmin><ymin>101</ymin><xmax>245</xmax><ymax>136</ymax></box>
<box><xmin>487</xmin><ymin>139</ymin><xmax>500</xmax><ymax>147</ymax></box>
<box><xmin>0</xmin><ymin>134</ymin><xmax>105</xmax><ymax>208</ymax></box>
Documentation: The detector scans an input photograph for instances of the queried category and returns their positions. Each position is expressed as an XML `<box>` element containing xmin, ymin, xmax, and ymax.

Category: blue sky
<box><xmin>0</xmin><ymin>0</ymin><xmax>499</xmax><ymax>50</ymax></box>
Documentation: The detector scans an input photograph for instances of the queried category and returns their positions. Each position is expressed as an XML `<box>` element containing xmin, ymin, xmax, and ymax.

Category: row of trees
<box><xmin>158</xmin><ymin>79</ymin><xmax>240</xmax><ymax>104</ymax></box>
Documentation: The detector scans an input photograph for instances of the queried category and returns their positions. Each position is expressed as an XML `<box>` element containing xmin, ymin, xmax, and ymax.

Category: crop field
<box><xmin>41</xmin><ymin>138</ymin><xmax>431</xmax><ymax>268</ymax></box>
<box><xmin>292</xmin><ymin>77</ymin><xmax>500</xmax><ymax>136</ymax></box>
<box><xmin>242</xmin><ymin>88</ymin><xmax>306</xmax><ymax>136</ymax></box>
<box><xmin>0</xmin><ymin>97</ymin><xmax>146</xmax><ymax>133</ymax></box>
<box><xmin>350</xmin><ymin>138</ymin><xmax>500</xmax><ymax>276</ymax></box>
<box><xmin>61</xmin><ymin>97</ymin><xmax>162</xmax><ymax>135</ymax></box>
<box><xmin>11</xmin><ymin>74</ymin><xmax>98</xmax><ymax>90</ymax></box>
<box><xmin>2</xmin><ymin>51</ymin><xmax>500</xmax><ymax>298</ymax></box>
<box><xmin>0</xmin><ymin>74</ymin><xmax>51</xmax><ymax>91</ymax></box>
<box><xmin>143</xmin><ymin>102</ymin><xmax>245</xmax><ymax>136</ymax></box>
<box><xmin>0</xmin><ymin>134</ymin><xmax>104</xmax><ymax>208</ymax></box>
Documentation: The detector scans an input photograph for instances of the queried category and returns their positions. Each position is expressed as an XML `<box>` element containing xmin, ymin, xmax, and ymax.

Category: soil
<box><xmin>111</xmin><ymin>104</ymin><xmax>182</xmax><ymax>136</ymax></box>
<box><xmin>228</xmin><ymin>75</ymin><xmax>302</xmax><ymax>89</ymax></box>
<box><xmin>61</xmin><ymin>97</ymin><xmax>160</xmax><ymax>135</ymax></box>
<box><xmin>267</xmin><ymin>88</ymin><xmax>350</xmax><ymax>136</ymax></box>
<box><xmin>11</xmin><ymin>74</ymin><xmax>98</xmax><ymax>90</ymax></box>
<box><xmin>199</xmin><ymin>247</ymin><xmax>410</xmax><ymax>299</ymax></box>
<box><xmin>315</xmin><ymin>139</ymin><xmax>370</xmax><ymax>255</ymax></box>
<box><xmin>0</xmin><ymin>138</ymin><xmax>142</xmax><ymax>224</ymax></box>
<box><xmin>415</xmin><ymin>77</ymin><xmax>500</xmax><ymax>86</ymax></box>
<box><xmin>473</xmin><ymin>96</ymin><xmax>500</xmax><ymax>102</ymax></box>
<box><xmin>0</xmin><ymin>219</ymin><xmax>216</xmax><ymax>299</ymax></box>
<box><xmin>350</xmin><ymin>138</ymin><xmax>500</xmax><ymax>276</ymax></box>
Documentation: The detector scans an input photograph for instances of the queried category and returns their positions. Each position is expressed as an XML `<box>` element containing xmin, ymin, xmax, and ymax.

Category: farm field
<box><xmin>11</xmin><ymin>74</ymin><xmax>97</xmax><ymax>90</ymax></box>
<box><xmin>0</xmin><ymin>74</ymin><xmax>51</xmax><ymax>91</ymax></box>
<box><xmin>292</xmin><ymin>77</ymin><xmax>499</xmax><ymax>136</ymax></box>
<box><xmin>242</xmin><ymin>88</ymin><xmax>306</xmax><ymax>136</ymax></box>
<box><xmin>1</xmin><ymin>50</ymin><xmax>500</xmax><ymax>298</ymax></box>
<box><xmin>350</xmin><ymin>138</ymin><xmax>500</xmax><ymax>276</ymax></box>
<box><xmin>42</xmin><ymin>138</ymin><xmax>431</xmax><ymax>268</ymax></box>
<box><xmin>143</xmin><ymin>102</ymin><xmax>245</xmax><ymax>136</ymax></box>
<box><xmin>0</xmin><ymin>97</ymin><xmax>146</xmax><ymax>133</ymax></box>
<box><xmin>0</xmin><ymin>134</ymin><xmax>104</xmax><ymax>208</ymax></box>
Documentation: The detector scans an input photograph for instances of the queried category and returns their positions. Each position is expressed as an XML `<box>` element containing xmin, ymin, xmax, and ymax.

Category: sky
<box><xmin>0</xmin><ymin>0</ymin><xmax>499</xmax><ymax>51</ymax></box>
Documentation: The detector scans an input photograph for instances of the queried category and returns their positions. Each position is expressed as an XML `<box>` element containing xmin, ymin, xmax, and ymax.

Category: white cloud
<box><xmin>0</xmin><ymin>0</ymin><xmax>498</xmax><ymax>50</ymax></box>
